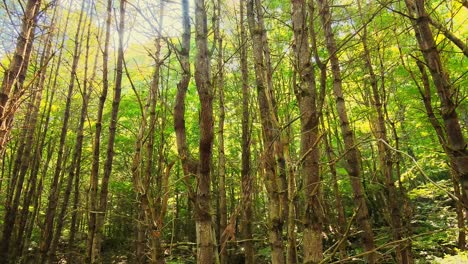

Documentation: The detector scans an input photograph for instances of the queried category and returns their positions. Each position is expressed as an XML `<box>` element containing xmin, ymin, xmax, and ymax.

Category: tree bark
<box><xmin>239</xmin><ymin>1</ymin><xmax>255</xmax><ymax>263</ymax></box>
<box><xmin>38</xmin><ymin>1</ymin><xmax>86</xmax><ymax>262</ymax></box>
<box><xmin>88</xmin><ymin>0</ymin><xmax>126</xmax><ymax>262</ymax></box>
<box><xmin>246</xmin><ymin>1</ymin><xmax>285</xmax><ymax>263</ymax></box>
<box><xmin>194</xmin><ymin>0</ymin><xmax>216</xmax><ymax>262</ymax></box>
<box><xmin>291</xmin><ymin>0</ymin><xmax>323</xmax><ymax>262</ymax></box>
<box><xmin>87</xmin><ymin>0</ymin><xmax>112</xmax><ymax>262</ymax></box>
<box><xmin>0</xmin><ymin>0</ymin><xmax>42</xmax><ymax>153</ymax></box>
<box><xmin>404</xmin><ymin>0</ymin><xmax>468</xmax><ymax>206</ymax></box>
<box><xmin>315</xmin><ymin>0</ymin><xmax>376</xmax><ymax>262</ymax></box>
<box><xmin>213</xmin><ymin>0</ymin><xmax>227</xmax><ymax>261</ymax></box>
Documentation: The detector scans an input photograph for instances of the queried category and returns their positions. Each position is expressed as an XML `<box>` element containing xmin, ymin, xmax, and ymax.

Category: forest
<box><xmin>0</xmin><ymin>0</ymin><xmax>467</xmax><ymax>263</ymax></box>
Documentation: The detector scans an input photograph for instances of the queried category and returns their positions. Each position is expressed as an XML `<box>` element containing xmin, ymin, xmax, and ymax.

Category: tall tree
<box><xmin>246</xmin><ymin>0</ymin><xmax>286</xmax><ymax>263</ymax></box>
<box><xmin>173</xmin><ymin>0</ymin><xmax>217</xmax><ymax>262</ymax></box>
<box><xmin>194</xmin><ymin>0</ymin><xmax>216</xmax><ymax>262</ymax></box>
<box><xmin>51</xmin><ymin>5</ymin><xmax>97</xmax><ymax>260</ymax></box>
<box><xmin>404</xmin><ymin>0</ymin><xmax>468</xmax><ymax>204</ymax></box>
<box><xmin>213</xmin><ymin>0</ymin><xmax>227</xmax><ymax>262</ymax></box>
<box><xmin>239</xmin><ymin>1</ymin><xmax>255</xmax><ymax>263</ymax></box>
<box><xmin>291</xmin><ymin>0</ymin><xmax>325</xmax><ymax>262</ymax></box>
<box><xmin>87</xmin><ymin>0</ymin><xmax>126</xmax><ymax>262</ymax></box>
<box><xmin>0</xmin><ymin>0</ymin><xmax>42</xmax><ymax>152</ymax></box>
<box><xmin>38</xmin><ymin>1</ymin><xmax>87</xmax><ymax>261</ymax></box>
<box><xmin>315</xmin><ymin>0</ymin><xmax>376</xmax><ymax>262</ymax></box>
<box><xmin>87</xmin><ymin>0</ymin><xmax>112</xmax><ymax>261</ymax></box>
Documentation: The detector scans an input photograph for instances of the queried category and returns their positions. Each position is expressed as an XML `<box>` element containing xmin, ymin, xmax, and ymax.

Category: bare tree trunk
<box><xmin>357</xmin><ymin>3</ymin><xmax>411</xmax><ymax>261</ymax></box>
<box><xmin>315</xmin><ymin>0</ymin><xmax>376</xmax><ymax>262</ymax></box>
<box><xmin>405</xmin><ymin>0</ymin><xmax>468</xmax><ymax>204</ymax></box>
<box><xmin>173</xmin><ymin>0</ymin><xmax>217</xmax><ymax>263</ymax></box>
<box><xmin>193</xmin><ymin>1</ymin><xmax>216</xmax><ymax>262</ymax></box>
<box><xmin>0</xmin><ymin>7</ymin><xmax>56</xmax><ymax>260</ymax></box>
<box><xmin>87</xmin><ymin>0</ymin><xmax>112</xmax><ymax>262</ymax></box>
<box><xmin>212</xmin><ymin>0</ymin><xmax>227</xmax><ymax>262</ymax></box>
<box><xmin>284</xmin><ymin>130</ymin><xmax>297</xmax><ymax>264</ymax></box>
<box><xmin>88</xmin><ymin>1</ymin><xmax>126</xmax><ymax>262</ymax></box>
<box><xmin>291</xmin><ymin>0</ymin><xmax>323</xmax><ymax>262</ymax></box>
<box><xmin>51</xmin><ymin>7</ymin><xmax>96</xmax><ymax>261</ymax></box>
<box><xmin>13</xmin><ymin>13</ymin><xmax>57</xmax><ymax>260</ymax></box>
<box><xmin>239</xmin><ymin>1</ymin><xmax>255</xmax><ymax>262</ymax></box>
<box><xmin>324</xmin><ymin>112</ymin><xmax>347</xmax><ymax>258</ymax></box>
<box><xmin>19</xmin><ymin>39</ymin><xmax>59</xmax><ymax>259</ymax></box>
<box><xmin>246</xmin><ymin>1</ymin><xmax>285</xmax><ymax>263</ymax></box>
<box><xmin>38</xmin><ymin>2</ymin><xmax>86</xmax><ymax>262</ymax></box>
<box><xmin>0</xmin><ymin>0</ymin><xmax>42</xmax><ymax>153</ymax></box>
<box><xmin>0</xmin><ymin>66</ymin><xmax>37</xmax><ymax>264</ymax></box>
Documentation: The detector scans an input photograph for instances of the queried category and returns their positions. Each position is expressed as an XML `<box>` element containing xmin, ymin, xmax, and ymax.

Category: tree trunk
<box><xmin>246</xmin><ymin>0</ymin><xmax>285</xmax><ymax>263</ymax></box>
<box><xmin>412</xmin><ymin>60</ymin><xmax>466</xmax><ymax>249</ymax></box>
<box><xmin>357</xmin><ymin>4</ymin><xmax>411</xmax><ymax>260</ymax></box>
<box><xmin>405</xmin><ymin>0</ymin><xmax>468</xmax><ymax>207</ymax></box>
<box><xmin>89</xmin><ymin>1</ymin><xmax>125</xmax><ymax>262</ymax></box>
<box><xmin>173</xmin><ymin>0</ymin><xmax>216</xmax><ymax>262</ymax></box>
<box><xmin>194</xmin><ymin>1</ymin><xmax>216</xmax><ymax>262</ymax></box>
<box><xmin>239</xmin><ymin>1</ymin><xmax>255</xmax><ymax>262</ymax></box>
<box><xmin>291</xmin><ymin>0</ymin><xmax>323</xmax><ymax>262</ymax></box>
<box><xmin>87</xmin><ymin>0</ymin><xmax>112</xmax><ymax>262</ymax></box>
<box><xmin>51</xmin><ymin>7</ymin><xmax>96</xmax><ymax>261</ymax></box>
<box><xmin>0</xmin><ymin>0</ymin><xmax>42</xmax><ymax>153</ymax></box>
<box><xmin>13</xmin><ymin>17</ymin><xmax>57</xmax><ymax>260</ymax></box>
<box><xmin>315</xmin><ymin>0</ymin><xmax>376</xmax><ymax>262</ymax></box>
<box><xmin>213</xmin><ymin>0</ymin><xmax>227</xmax><ymax>262</ymax></box>
<box><xmin>38</xmin><ymin>2</ymin><xmax>86</xmax><ymax>262</ymax></box>
<box><xmin>324</xmin><ymin>113</ymin><xmax>347</xmax><ymax>258</ymax></box>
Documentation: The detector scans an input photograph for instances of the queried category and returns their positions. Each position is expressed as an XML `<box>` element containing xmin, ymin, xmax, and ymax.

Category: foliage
<box><xmin>0</xmin><ymin>0</ymin><xmax>467</xmax><ymax>263</ymax></box>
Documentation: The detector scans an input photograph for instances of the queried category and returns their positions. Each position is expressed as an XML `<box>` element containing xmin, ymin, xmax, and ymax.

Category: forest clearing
<box><xmin>0</xmin><ymin>0</ymin><xmax>467</xmax><ymax>263</ymax></box>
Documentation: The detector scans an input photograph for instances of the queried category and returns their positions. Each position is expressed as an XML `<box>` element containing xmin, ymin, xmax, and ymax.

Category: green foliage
<box><xmin>434</xmin><ymin>251</ymin><xmax>468</xmax><ymax>264</ymax></box>
<box><xmin>409</xmin><ymin>180</ymin><xmax>459</xmax><ymax>261</ymax></box>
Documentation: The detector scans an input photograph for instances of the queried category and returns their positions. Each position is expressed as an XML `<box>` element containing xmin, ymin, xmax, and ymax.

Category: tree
<box><xmin>315</xmin><ymin>0</ymin><xmax>376</xmax><ymax>262</ymax></box>
<box><xmin>239</xmin><ymin>1</ymin><xmax>255</xmax><ymax>263</ymax></box>
<box><xmin>291</xmin><ymin>0</ymin><xmax>325</xmax><ymax>262</ymax></box>
<box><xmin>173</xmin><ymin>0</ymin><xmax>216</xmax><ymax>262</ymax></box>
<box><xmin>87</xmin><ymin>0</ymin><xmax>126</xmax><ymax>262</ymax></box>
<box><xmin>246</xmin><ymin>0</ymin><xmax>286</xmax><ymax>262</ymax></box>
<box><xmin>0</xmin><ymin>0</ymin><xmax>42</xmax><ymax>153</ymax></box>
<box><xmin>404</xmin><ymin>0</ymin><xmax>468</xmax><ymax>205</ymax></box>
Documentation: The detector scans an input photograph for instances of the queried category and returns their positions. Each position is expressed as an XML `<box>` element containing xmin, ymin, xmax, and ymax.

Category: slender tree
<box><xmin>88</xmin><ymin>0</ymin><xmax>126</xmax><ymax>262</ymax></box>
<box><xmin>246</xmin><ymin>0</ymin><xmax>285</xmax><ymax>262</ymax></box>
<box><xmin>194</xmin><ymin>0</ymin><xmax>216</xmax><ymax>262</ymax></box>
<box><xmin>173</xmin><ymin>0</ymin><xmax>218</xmax><ymax>262</ymax></box>
<box><xmin>87</xmin><ymin>0</ymin><xmax>112</xmax><ymax>262</ymax></box>
<box><xmin>404</xmin><ymin>0</ymin><xmax>468</xmax><ymax>204</ymax></box>
<box><xmin>291</xmin><ymin>0</ymin><xmax>324</xmax><ymax>262</ymax></box>
<box><xmin>239</xmin><ymin>1</ymin><xmax>255</xmax><ymax>262</ymax></box>
<box><xmin>0</xmin><ymin>0</ymin><xmax>42</xmax><ymax>152</ymax></box>
<box><xmin>315</xmin><ymin>0</ymin><xmax>376</xmax><ymax>262</ymax></box>
<box><xmin>357</xmin><ymin>2</ymin><xmax>411</xmax><ymax>261</ymax></box>
<box><xmin>51</xmin><ymin>5</ymin><xmax>97</xmax><ymax>261</ymax></box>
<box><xmin>38</xmin><ymin>1</ymin><xmax>86</xmax><ymax>262</ymax></box>
<box><xmin>212</xmin><ymin>0</ymin><xmax>228</xmax><ymax>262</ymax></box>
